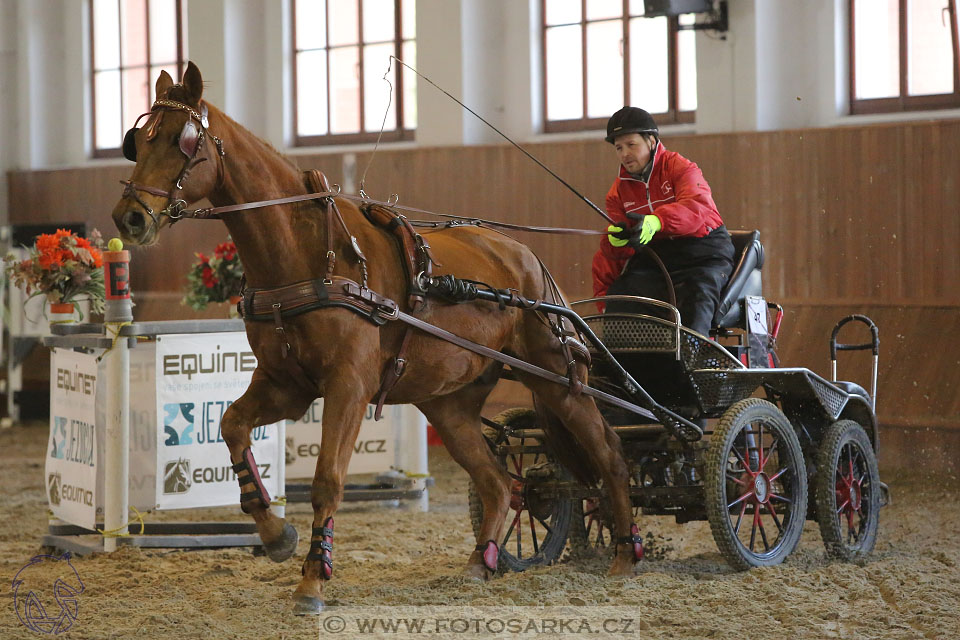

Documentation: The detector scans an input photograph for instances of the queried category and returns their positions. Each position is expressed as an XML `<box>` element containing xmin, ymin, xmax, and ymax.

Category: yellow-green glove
<box><xmin>607</xmin><ymin>225</ymin><xmax>629</xmax><ymax>247</ymax></box>
<box><xmin>634</xmin><ymin>215</ymin><xmax>662</xmax><ymax>245</ymax></box>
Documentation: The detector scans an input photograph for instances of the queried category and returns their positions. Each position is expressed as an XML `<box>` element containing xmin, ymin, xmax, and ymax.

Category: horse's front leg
<box><xmin>220</xmin><ymin>371</ymin><xmax>313</xmax><ymax>562</ymax></box>
<box><xmin>292</xmin><ymin>377</ymin><xmax>371</xmax><ymax>615</ymax></box>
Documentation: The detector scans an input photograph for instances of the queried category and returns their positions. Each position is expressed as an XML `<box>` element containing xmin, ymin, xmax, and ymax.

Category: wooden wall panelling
<box><xmin>7</xmin><ymin>120</ymin><xmax>959</xmax><ymax>441</ymax></box>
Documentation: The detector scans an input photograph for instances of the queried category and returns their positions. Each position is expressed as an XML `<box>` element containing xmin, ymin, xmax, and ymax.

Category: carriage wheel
<box><xmin>704</xmin><ymin>398</ymin><xmax>807</xmax><ymax>570</ymax></box>
<box><xmin>468</xmin><ymin>408</ymin><xmax>572</xmax><ymax>572</ymax></box>
<box><xmin>567</xmin><ymin>463</ymin><xmax>645</xmax><ymax>556</ymax></box>
<box><xmin>814</xmin><ymin>420</ymin><xmax>880</xmax><ymax>560</ymax></box>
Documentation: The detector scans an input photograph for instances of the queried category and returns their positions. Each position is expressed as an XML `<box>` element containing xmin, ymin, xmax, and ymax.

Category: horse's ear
<box><xmin>182</xmin><ymin>61</ymin><xmax>204</xmax><ymax>105</ymax></box>
<box><xmin>155</xmin><ymin>70</ymin><xmax>174</xmax><ymax>98</ymax></box>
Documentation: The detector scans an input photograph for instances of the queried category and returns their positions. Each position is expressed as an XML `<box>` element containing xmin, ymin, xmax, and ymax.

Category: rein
<box><xmin>173</xmin><ymin>188</ymin><xmax>608</xmax><ymax>237</ymax></box>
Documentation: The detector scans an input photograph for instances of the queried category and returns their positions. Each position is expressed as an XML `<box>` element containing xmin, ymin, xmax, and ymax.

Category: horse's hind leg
<box><xmin>415</xmin><ymin>376</ymin><xmax>510</xmax><ymax>580</ymax></box>
<box><xmin>220</xmin><ymin>370</ymin><xmax>314</xmax><ymax>563</ymax></box>
<box><xmin>515</xmin><ymin>370</ymin><xmax>639</xmax><ymax>576</ymax></box>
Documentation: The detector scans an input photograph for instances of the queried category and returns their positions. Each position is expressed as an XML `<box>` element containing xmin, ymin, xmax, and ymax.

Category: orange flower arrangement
<box><xmin>3</xmin><ymin>228</ymin><xmax>106</xmax><ymax>316</ymax></box>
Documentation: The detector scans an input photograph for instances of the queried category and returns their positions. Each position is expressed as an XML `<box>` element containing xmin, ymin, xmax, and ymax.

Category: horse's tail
<box><xmin>532</xmin><ymin>396</ymin><xmax>600</xmax><ymax>487</ymax></box>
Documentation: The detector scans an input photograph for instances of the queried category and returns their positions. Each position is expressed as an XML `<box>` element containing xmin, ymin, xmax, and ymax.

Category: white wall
<box><xmin>0</xmin><ymin>0</ymin><xmax>16</xmax><ymax>226</ymax></box>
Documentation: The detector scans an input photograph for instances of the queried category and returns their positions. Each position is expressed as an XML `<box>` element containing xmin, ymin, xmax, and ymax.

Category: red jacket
<box><xmin>591</xmin><ymin>141</ymin><xmax>724</xmax><ymax>297</ymax></box>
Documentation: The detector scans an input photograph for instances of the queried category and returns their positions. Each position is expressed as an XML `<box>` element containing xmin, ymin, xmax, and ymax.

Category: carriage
<box><xmin>468</xmin><ymin>230</ymin><xmax>889</xmax><ymax>571</ymax></box>
<box><xmin>114</xmin><ymin>63</ymin><xmax>890</xmax><ymax>613</ymax></box>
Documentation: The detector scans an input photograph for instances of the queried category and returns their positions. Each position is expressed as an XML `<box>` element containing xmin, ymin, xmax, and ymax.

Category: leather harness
<box><xmin>238</xmin><ymin>170</ymin><xmax>590</xmax><ymax>413</ymax></box>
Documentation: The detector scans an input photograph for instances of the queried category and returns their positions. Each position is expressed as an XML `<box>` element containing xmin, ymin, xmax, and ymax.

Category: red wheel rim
<box><xmin>725</xmin><ymin>420</ymin><xmax>798</xmax><ymax>555</ymax></box>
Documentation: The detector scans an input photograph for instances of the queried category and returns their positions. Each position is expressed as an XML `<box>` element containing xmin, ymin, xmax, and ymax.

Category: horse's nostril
<box><xmin>122</xmin><ymin>210</ymin><xmax>145</xmax><ymax>233</ymax></box>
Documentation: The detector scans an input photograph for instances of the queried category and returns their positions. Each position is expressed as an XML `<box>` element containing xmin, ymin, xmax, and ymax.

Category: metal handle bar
<box><xmin>829</xmin><ymin>314</ymin><xmax>879</xmax><ymax>411</ymax></box>
<box><xmin>830</xmin><ymin>314</ymin><xmax>879</xmax><ymax>359</ymax></box>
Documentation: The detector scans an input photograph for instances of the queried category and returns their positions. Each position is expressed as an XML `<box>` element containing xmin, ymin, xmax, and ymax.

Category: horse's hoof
<box><xmin>463</xmin><ymin>564</ymin><xmax>493</xmax><ymax>582</ymax></box>
<box><xmin>264</xmin><ymin>523</ymin><xmax>299</xmax><ymax>563</ymax></box>
<box><xmin>292</xmin><ymin>595</ymin><xmax>325</xmax><ymax>616</ymax></box>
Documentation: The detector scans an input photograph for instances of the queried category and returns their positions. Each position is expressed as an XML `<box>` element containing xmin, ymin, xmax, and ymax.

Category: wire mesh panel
<box><xmin>583</xmin><ymin>315</ymin><xmax>679</xmax><ymax>353</ymax></box>
<box><xmin>808</xmin><ymin>375</ymin><xmax>847</xmax><ymax>418</ymax></box>
<box><xmin>690</xmin><ymin>370</ymin><xmax>761</xmax><ymax>412</ymax></box>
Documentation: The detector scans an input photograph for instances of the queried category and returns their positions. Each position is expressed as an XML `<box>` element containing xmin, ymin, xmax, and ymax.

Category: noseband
<box><xmin>120</xmin><ymin>98</ymin><xmax>226</xmax><ymax>233</ymax></box>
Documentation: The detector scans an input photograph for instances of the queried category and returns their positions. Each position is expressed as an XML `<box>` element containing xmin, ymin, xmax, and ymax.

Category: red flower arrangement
<box><xmin>183</xmin><ymin>240</ymin><xmax>244</xmax><ymax>310</ymax></box>
<box><xmin>3</xmin><ymin>228</ymin><xmax>106</xmax><ymax>316</ymax></box>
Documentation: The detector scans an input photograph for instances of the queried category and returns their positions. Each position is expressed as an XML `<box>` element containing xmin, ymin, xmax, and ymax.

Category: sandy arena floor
<box><xmin>1</xmin><ymin>422</ymin><xmax>958</xmax><ymax>639</ymax></box>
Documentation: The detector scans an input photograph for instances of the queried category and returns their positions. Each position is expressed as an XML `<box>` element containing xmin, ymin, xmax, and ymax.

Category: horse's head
<box><xmin>112</xmin><ymin>61</ymin><xmax>224</xmax><ymax>245</ymax></box>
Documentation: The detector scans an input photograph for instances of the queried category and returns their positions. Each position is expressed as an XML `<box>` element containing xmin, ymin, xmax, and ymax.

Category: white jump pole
<box><xmin>274</xmin><ymin>419</ymin><xmax>286</xmax><ymax>519</ymax></box>
<box><xmin>102</xmin><ymin>242</ymin><xmax>133</xmax><ymax>551</ymax></box>
<box><xmin>399</xmin><ymin>405</ymin><xmax>429</xmax><ymax>512</ymax></box>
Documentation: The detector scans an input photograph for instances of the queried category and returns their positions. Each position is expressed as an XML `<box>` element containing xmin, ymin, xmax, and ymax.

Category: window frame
<box><xmin>541</xmin><ymin>0</ymin><xmax>695</xmax><ymax>134</ymax></box>
<box><xmin>292</xmin><ymin>0</ymin><xmax>414</xmax><ymax>147</ymax></box>
<box><xmin>849</xmin><ymin>0</ymin><xmax>960</xmax><ymax>115</ymax></box>
<box><xmin>89</xmin><ymin>0</ymin><xmax>186</xmax><ymax>159</ymax></box>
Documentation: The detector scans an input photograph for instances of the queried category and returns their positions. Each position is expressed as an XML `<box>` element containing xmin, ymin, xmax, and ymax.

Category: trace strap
<box><xmin>180</xmin><ymin>190</ymin><xmax>607</xmax><ymax>236</ymax></box>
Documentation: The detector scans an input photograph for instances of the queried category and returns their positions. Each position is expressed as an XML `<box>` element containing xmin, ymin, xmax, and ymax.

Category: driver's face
<box><xmin>613</xmin><ymin>133</ymin><xmax>654</xmax><ymax>174</ymax></box>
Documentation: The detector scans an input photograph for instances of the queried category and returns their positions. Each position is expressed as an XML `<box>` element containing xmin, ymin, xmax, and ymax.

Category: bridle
<box><xmin>120</xmin><ymin>98</ymin><xmax>226</xmax><ymax>233</ymax></box>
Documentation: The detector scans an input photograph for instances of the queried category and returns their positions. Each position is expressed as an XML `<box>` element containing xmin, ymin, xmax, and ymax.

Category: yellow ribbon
<box><xmin>96</xmin><ymin>506</ymin><xmax>146</xmax><ymax>538</ymax></box>
<box><xmin>96</xmin><ymin>321</ymin><xmax>134</xmax><ymax>362</ymax></box>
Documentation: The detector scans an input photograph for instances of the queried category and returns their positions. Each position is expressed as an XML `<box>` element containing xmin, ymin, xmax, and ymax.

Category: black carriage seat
<box><xmin>712</xmin><ymin>230</ymin><xmax>765</xmax><ymax>330</ymax></box>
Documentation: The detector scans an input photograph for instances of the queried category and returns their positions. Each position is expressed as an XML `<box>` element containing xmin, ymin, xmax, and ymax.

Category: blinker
<box><xmin>179</xmin><ymin>120</ymin><xmax>200</xmax><ymax>157</ymax></box>
<box><xmin>122</xmin><ymin>128</ymin><xmax>139</xmax><ymax>162</ymax></box>
<box><xmin>122</xmin><ymin>119</ymin><xmax>201</xmax><ymax>164</ymax></box>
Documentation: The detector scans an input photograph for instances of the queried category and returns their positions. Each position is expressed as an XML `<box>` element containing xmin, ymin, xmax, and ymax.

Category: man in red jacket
<box><xmin>591</xmin><ymin>106</ymin><xmax>734</xmax><ymax>336</ymax></box>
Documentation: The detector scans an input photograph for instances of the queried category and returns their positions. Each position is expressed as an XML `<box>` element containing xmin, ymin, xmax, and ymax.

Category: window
<box><xmin>542</xmin><ymin>0</ymin><xmax>697</xmax><ymax>133</ymax></box>
<box><xmin>90</xmin><ymin>0</ymin><xmax>186</xmax><ymax>157</ymax></box>
<box><xmin>293</xmin><ymin>0</ymin><xmax>416</xmax><ymax>145</ymax></box>
<box><xmin>850</xmin><ymin>0</ymin><xmax>960</xmax><ymax>114</ymax></box>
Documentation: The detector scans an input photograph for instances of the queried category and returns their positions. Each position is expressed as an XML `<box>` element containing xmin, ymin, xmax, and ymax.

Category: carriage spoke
<box><xmin>516</xmin><ymin>507</ymin><xmax>523</xmax><ymax>557</ymax></box>
<box><xmin>728</xmin><ymin>489</ymin><xmax>754</xmax><ymax>510</ymax></box>
<box><xmin>595</xmin><ymin>527</ymin><xmax>607</xmax><ymax>548</ymax></box>
<box><xmin>757</xmin><ymin>515</ymin><xmax>771</xmax><ymax>551</ymax></box>
<box><xmin>532</xmin><ymin>514</ymin><xmax>554</xmax><ymax>535</ymax></box>
<box><xmin>502</xmin><ymin>510</ymin><xmax>521</xmax><ymax>546</ymax></box>
<box><xmin>765</xmin><ymin>499</ymin><xmax>784</xmax><ymax>534</ymax></box>
<box><xmin>734</xmin><ymin>500</ymin><xmax>748</xmax><ymax>535</ymax></box>
<box><xmin>726</xmin><ymin>471</ymin><xmax>747</xmax><ymax>486</ymax></box>
<box><xmin>769</xmin><ymin>494</ymin><xmax>793</xmax><ymax>504</ymax></box>
<box><xmin>528</xmin><ymin>512</ymin><xmax>540</xmax><ymax>555</ymax></box>
<box><xmin>731</xmin><ymin>445</ymin><xmax>751</xmax><ymax>473</ymax></box>
<box><xmin>757</xmin><ymin>422</ymin><xmax>765</xmax><ymax>471</ymax></box>
<box><xmin>511</xmin><ymin>453</ymin><xmax>523</xmax><ymax>477</ymax></box>
<box><xmin>749</xmin><ymin>503</ymin><xmax>760</xmax><ymax>551</ymax></box>
<box><xmin>768</xmin><ymin>467</ymin><xmax>789</xmax><ymax>483</ymax></box>
<box><xmin>760</xmin><ymin>439</ymin><xmax>779</xmax><ymax>473</ymax></box>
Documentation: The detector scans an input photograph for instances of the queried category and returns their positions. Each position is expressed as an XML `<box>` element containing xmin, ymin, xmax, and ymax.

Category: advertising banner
<box><xmin>285</xmin><ymin>401</ymin><xmax>397</xmax><ymax>478</ymax></box>
<box><xmin>155</xmin><ymin>333</ymin><xmax>282</xmax><ymax>509</ymax></box>
<box><xmin>47</xmin><ymin>349</ymin><xmax>99</xmax><ymax>529</ymax></box>
<box><xmin>92</xmin><ymin>342</ymin><xmax>158</xmax><ymax>514</ymax></box>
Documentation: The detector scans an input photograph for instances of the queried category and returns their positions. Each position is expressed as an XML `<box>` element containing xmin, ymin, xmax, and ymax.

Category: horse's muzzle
<box><xmin>115</xmin><ymin>208</ymin><xmax>154</xmax><ymax>245</ymax></box>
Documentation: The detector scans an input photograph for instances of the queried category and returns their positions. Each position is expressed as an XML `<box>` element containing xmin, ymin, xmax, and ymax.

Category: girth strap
<box><xmin>373</xmin><ymin>326</ymin><xmax>414</xmax><ymax>420</ymax></box>
<box><xmin>240</xmin><ymin>276</ymin><xmax>398</xmax><ymax>326</ymax></box>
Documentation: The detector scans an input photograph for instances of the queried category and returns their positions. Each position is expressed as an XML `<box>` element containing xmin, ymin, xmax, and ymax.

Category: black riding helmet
<box><xmin>605</xmin><ymin>106</ymin><xmax>658</xmax><ymax>143</ymax></box>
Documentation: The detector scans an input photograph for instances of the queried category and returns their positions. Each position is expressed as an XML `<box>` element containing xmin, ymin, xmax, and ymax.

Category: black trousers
<box><xmin>605</xmin><ymin>226</ymin><xmax>735</xmax><ymax>336</ymax></box>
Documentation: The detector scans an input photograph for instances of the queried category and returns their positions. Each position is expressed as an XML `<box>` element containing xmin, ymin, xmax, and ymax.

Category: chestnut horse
<box><xmin>112</xmin><ymin>62</ymin><xmax>639</xmax><ymax>614</ymax></box>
